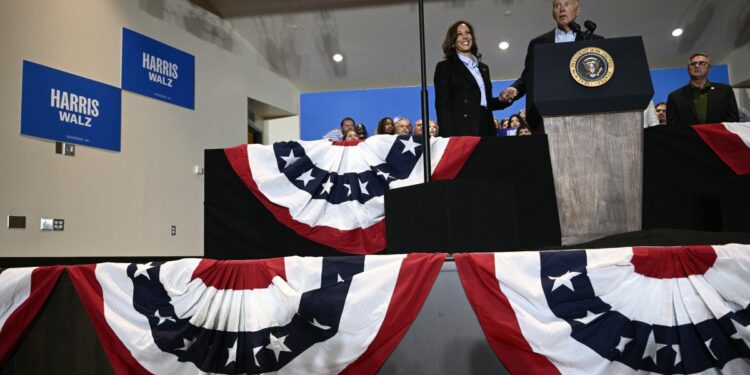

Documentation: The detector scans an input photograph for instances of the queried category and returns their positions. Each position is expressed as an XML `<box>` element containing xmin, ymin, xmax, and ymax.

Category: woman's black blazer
<box><xmin>434</xmin><ymin>55</ymin><xmax>509</xmax><ymax>136</ymax></box>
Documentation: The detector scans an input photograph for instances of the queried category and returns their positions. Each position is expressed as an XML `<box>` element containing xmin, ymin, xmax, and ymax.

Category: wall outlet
<box><xmin>41</xmin><ymin>218</ymin><xmax>64</xmax><ymax>231</ymax></box>
<box><xmin>41</xmin><ymin>218</ymin><xmax>54</xmax><ymax>231</ymax></box>
<box><xmin>55</xmin><ymin>142</ymin><xmax>76</xmax><ymax>156</ymax></box>
<box><xmin>171</xmin><ymin>225</ymin><xmax>176</xmax><ymax>236</ymax></box>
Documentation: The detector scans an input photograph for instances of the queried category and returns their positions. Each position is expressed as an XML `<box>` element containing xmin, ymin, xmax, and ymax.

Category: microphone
<box><xmin>569</xmin><ymin>21</ymin><xmax>582</xmax><ymax>36</ymax></box>
<box><xmin>583</xmin><ymin>20</ymin><xmax>597</xmax><ymax>39</ymax></box>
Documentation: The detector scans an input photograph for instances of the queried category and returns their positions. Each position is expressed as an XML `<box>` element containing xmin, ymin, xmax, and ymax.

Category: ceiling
<box><xmin>191</xmin><ymin>0</ymin><xmax>750</xmax><ymax>92</ymax></box>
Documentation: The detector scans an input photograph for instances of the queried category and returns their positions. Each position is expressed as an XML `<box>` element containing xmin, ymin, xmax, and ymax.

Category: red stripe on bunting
<box><xmin>631</xmin><ymin>245</ymin><xmax>717</xmax><ymax>279</ymax></box>
<box><xmin>68</xmin><ymin>265</ymin><xmax>152</xmax><ymax>375</ymax></box>
<box><xmin>454</xmin><ymin>253</ymin><xmax>560</xmax><ymax>375</ymax></box>
<box><xmin>191</xmin><ymin>258</ymin><xmax>287</xmax><ymax>290</ymax></box>
<box><xmin>225</xmin><ymin>145</ymin><xmax>387</xmax><ymax>254</ymax></box>
<box><xmin>432</xmin><ymin>136</ymin><xmax>480</xmax><ymax>180</ymax></box>
<box><xmin>340</xmin><ymin>253</ymin><xmax>446</xmax><ymax>375</ymax></box>
<box><xmin>0</xmin><ymin>266</ymin><xmax>62</xmax><ymax>367</ymax></box>
<box><xmin>693</xmin><ymin>123</ymin><xmax>750</xmax><ymax>175</ymax></box>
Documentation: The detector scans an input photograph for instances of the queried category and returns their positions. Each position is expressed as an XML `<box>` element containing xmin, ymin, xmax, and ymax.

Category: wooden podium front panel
<box><xmin>545</xmin><ymin>111</ymin><xmax>643</xmax><ymax>244</ymax></box>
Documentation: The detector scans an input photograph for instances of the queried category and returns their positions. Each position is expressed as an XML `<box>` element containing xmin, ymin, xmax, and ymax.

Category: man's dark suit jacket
<box><xmin>666</xmin><ymin>82</ymin><xmax>739</xmax><ymax>126</ymax></box>
<box><xmin>434</xmin><ymin>54</ymin><xmax>510</xmax><ymax>136</ymax></box>
<box><xmin>510</xmin><ymin>30</ymin><xmax>603</xmax><ymax>132</ymax></box>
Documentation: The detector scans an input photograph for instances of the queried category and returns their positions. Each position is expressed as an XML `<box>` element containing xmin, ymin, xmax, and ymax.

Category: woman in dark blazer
<box><xmin>434</xmin><ymin>20</ymin><xmax>510</xmax><ymax>137</ymax></box>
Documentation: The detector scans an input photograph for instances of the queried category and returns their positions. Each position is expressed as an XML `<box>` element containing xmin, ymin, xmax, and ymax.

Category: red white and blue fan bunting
<box><xmin>68</xmin><ymin>253</ymin><xmax>444</xmax><ymax>375</ymax></box>
<box><xmin>224</xmin><ymin>135</ymin><xmax>479</xmax><ymax>254</ymax></box>
<box><xmin>693</xmin><ymin>122</ymin><xmax>750</xmax><ymax>175</ymax></box>
<box><xmin>455</xmin><ymin>245</ymin><xmax>750</xmax><ymax>374</ymax></box>
<box><xmin>0</xmin><ymin>266</ymin><xmax>63</xmax><ymax>366</ymax></box>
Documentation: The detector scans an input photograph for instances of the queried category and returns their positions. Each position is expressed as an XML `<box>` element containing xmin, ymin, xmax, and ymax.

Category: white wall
<box><xmin>722</xmin><ymin>44</ymin><xmax>750</xmax><ymax>111</ymax></box>
<box><xmin>0</xmin><ymin>0</ymin><xmax>300</xmax><ymax>257</ymax></box>
<box><xmin>265</xmin><ymin>116</ymin><xmax>301</xmax><ymax>143</ymax></box>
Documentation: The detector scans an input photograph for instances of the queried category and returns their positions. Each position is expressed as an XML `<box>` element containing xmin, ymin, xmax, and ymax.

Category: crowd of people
<box><xmin>323</xmin><ymin>109</ymin><xmax>534</xmax><ymax>142</ymax></box>
<box><xmin>323</xmin><ymin>0</ymin><xmax>741</xmax><ymax>142</ymax></box>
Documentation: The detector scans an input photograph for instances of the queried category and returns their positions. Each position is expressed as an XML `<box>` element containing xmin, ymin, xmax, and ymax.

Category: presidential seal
<box><xmin>569</xmin><ymin>47</ymin><xmax>614</xmax><ymax>87</ymax></box>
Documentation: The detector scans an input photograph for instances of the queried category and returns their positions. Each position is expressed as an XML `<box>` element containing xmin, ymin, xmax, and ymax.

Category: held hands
<box><xmin>500</xmin><ymin>87</ymin><xmax>518</xmax><ymax>102</ymax></box>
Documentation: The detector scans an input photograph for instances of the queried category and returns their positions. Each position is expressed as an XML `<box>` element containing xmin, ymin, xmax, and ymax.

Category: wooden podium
<box><xmin>533</xmin><ymin>37</ymin><xmax>654</xmax><ymax>244</ymax></box>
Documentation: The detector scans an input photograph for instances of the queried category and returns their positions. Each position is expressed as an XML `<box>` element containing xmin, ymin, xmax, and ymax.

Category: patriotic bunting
<box><xmin>68</xmin><ymin>253</ymin><xmax>445</xmax><ymax>375</ymax></box>
<box><xmin>224</xmin><ymin>135</ymin><xmax>479</xmax><ymax>254</ymax></box>
<box><xmin>0</xmin><ymin>266</ymin><xmax>63</xmax><ymax>366</ymax></box>
<box><xmin>693</xmin><ymin>122</ymin><xmax>750</xmax><ymax>175</ymax></box>
<box><xmin>455</xmin><ymin>245</ymin><xmax>750</xmax><ymax>374</ymax></box>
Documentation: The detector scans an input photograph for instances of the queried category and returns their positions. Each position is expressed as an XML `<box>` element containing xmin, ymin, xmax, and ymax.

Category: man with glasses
<box><xmin>666</xmin><ymin>53</ymin><xmax>738</xmax><ymax>126</ymax></box>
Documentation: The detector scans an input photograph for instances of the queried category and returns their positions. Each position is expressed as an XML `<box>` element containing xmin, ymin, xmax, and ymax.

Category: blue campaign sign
<box><xmin>121</xmin><ymin>28</ymin><xmax>195</xmax><ymax>109</ymax></box>
<box><xmin>20</xmin><ymin>61</ymin><xmax>122</xmax><ymax>151</ymax></box>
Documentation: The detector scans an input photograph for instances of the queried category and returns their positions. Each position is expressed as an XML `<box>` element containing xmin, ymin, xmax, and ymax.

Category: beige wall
<box><xmin>0</xmin><ymin>0</ymin><xmax>299</xmax><ymax>257</ymax></box>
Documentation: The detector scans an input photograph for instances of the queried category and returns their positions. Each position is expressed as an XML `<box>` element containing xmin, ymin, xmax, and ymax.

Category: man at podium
<box><xmin>500</xmin><ymin>0</ymin><xmax>602</xmax><ymax>133</ymax></box>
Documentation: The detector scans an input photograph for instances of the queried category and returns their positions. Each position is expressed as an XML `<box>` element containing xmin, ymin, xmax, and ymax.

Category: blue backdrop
<box><xmin>300</xmin><ymin>65</ymin><xmax>729</xmax><ymax>140</ymax></box>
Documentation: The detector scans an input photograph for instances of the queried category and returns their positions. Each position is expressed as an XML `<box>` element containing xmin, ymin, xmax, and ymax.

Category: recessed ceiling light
<box><xmin>332</xmin><ymin>54</ymin><xmax>343</xmax><ymax>62</ymax></box>
<box><xmin>672</xmin><ymin>28</ymin><xmax>683</xmax><ymax>37</ymax></box>
<box><xmin>499</xmin><ymin>41</ymin><xmax>509</xmax><ymax>50</ymax></box>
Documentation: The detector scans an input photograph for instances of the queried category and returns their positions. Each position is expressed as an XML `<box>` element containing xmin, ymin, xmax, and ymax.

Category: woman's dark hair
<box><xmin>442</xmin><ymin>20</ymin><xmax>480</xmax><ymax>59</ymax></box>
<box><xmin>508</xmin><ymin>114</ymin><xmax>527</xmax><ymax>128</ymax></box>
<box><xmin>377</xmin><ymin>117</ymin><xmax>394</xmax><ymax>135</ymax></box>
<box><xmin>355</xmin><ymin>123</ymin><xmax>368</xmax><ymax>139</ymax></box>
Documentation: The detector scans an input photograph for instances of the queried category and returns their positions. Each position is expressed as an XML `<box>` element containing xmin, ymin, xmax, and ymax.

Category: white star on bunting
<box><xmin>400</xmin><ymin>137</ymin><xmax>421</xmax><ymax>155</ymax></box>
<box><xmin>177</xmin><ymin>337</ymin><xmax>195</xmax><ymax>351</ymax></box>
<box><xmin>672</xmin><ymin>344</ymin><xmax>682</xmax><ymax>366</ymax></box>
<box><xmin>225</xmin><ymin>339</ymin><xmax>238</xmax><ymax>366</ymax></box>
<box><xmin>154</xmin><ymin>309</ymin><xmax>175</xmax><ymax>325</ymax></box>
<box><xmin>134</xmin><ymin>263</ymin><xmax>153</xmax><ymax>280</ymax></box>
<box><xmin>358</xmin><ymin>179</ymin><xmax>369</xmax><ymax>196</ymax></box>
<box><xmin>321</xmin><ymin>177</ymin><xmax>334</xmax><ymax>195</ymax></box>
<box><xmin>615</xmin><ymin>336</ymin><xmax>632</xmax><ymax>353</ymax></box>
<box><xmin>266</xmin><ymin>333</ymin><xmax>292</xmax><ymax>361</ymax></box>
<box><xmin>574</xmin><ymin>310</ymin><xmax>603</xmax><ymax>325</ymax></box>
<box><xmin>549</xmin><ymin>271</ymin><xmax>581</xmax><ymax>292</ymax></box>
<box><xmin>731</xmin><ymin>318</ymin><xmax>750</xmax><ymax>348</ymax></box>
<box><xmin>642</xmin><ymin>330</ymin><xmax>664</xmax><ymax>364</ymax></box>
<box><xmin>296</xmin><ymin>169</ymin><xmax>315</xmax><ymax>187</ymax></box>
<box><xmin>252</xmin><ymin>346</ymin><xmax>263</xmax><ymax>367</ymax></box>
<box><xmin>281</xmin><ymin>150</ymin><xmax>300</xmax><ymax>169</ymax></box>
<box><xmin>311</xmin><ymin>318</ymin><xmax>332</xmax><ymax>330</ymax></box>
<box><xmin>343</xmin><ymin>183</ymin><xmax>352</xmax><ymax>197</ymax></box>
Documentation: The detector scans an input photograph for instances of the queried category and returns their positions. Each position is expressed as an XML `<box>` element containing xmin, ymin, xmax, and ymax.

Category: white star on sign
<box><xmin>358</xmin><ymin>179</ymin><xmax>369</xmax><ymax>196</ymax></box>
<box><xmin>154</xmin><ymin>309</ymin><xmax>175</xmax><ymax>325</ymax></box>
<box><xmin>343</xmin><ymin>183</ymin><xmax>352</xmax><ymax>197</ymax></box>
<box><xmin>321</xmin><ymin>177</ymin><xmax>334</xmax><ymax>195</ymax></box>
<box><xmin>311</xmin><ymin>318</ymin><xmax>331</xmax><ymax>330</ymax></box>
<box><xmin>225</xmin><ymin>338</ymin><xmax>238</xmax><ymax>366</ymax></box>
<box><xmin>134</xmin><ymin>263</ymin><xmax>154</xmax><ymax>280</ymax></box>
<box><xmin>400</xmin><ymin>137</ymin><xmax>421</xmax><ymax>155</ymax></box>
<box><xmin>296</xmin><ymin>169</ymin><xmax>315</xmax><ymax>187</ymax></box>
<box><xmin>731</xmin><ymin>318</ymin><xmax>750</xmax><ymax>347</ymax></box>
<box><xmin>280</xmin><ymin>150</ymin><xmax>300</xmax><ymax>169</ymax></box>
<box><xmin>672</xmin><ymin>344</ymin><xmax>682</xmax><ymax>366</ymax></box>
<box><xmin>178</xmin><ymin>337</ymin><xmax>195</xmax><ymax>351</ymax></box>
<box><xmin>266</xmin><ymin>333</ymin><xmax>292</xmax><ymax>361</ymax></box>
<box><xmin>615</xmin><ymin>336</ymin><xmax>632</xmax><ymax>353</ymax></box>
<box><xmin>574</xmin><ymin>310</ymin><xmax>603</xmax><ymax>325</ymax></box>
<box><xmin>548</xmin><ymin>271</ymin><xmax>581</xmax><ymax>292</ymax></box>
